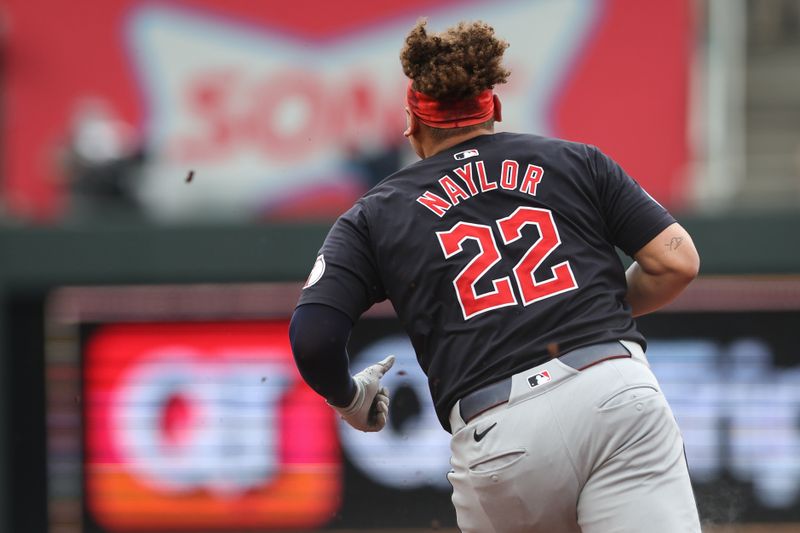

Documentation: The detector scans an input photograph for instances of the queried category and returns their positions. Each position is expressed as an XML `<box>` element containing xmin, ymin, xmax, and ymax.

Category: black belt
<box><xmin>459</xmin><ymin>341</ymin><xmax>631</xmax><ymax>424</ymax></box>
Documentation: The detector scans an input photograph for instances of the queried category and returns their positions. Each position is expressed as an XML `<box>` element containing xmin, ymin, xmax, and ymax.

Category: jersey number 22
<box><xmin>436</xmin><ymin>206</ymin><xmax>578</xmax><ymax>320</ymax></box>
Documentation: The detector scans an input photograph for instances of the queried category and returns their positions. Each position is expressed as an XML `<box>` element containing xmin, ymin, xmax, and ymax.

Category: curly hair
<box><xmin>400</xmin><ymin>19</ymin><xmax>510</xmax><ymax>101</ymax></box>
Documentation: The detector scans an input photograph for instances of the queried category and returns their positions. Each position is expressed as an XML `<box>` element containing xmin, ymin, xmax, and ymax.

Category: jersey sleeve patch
<box><xmin>303</xmin><ymin>254</ymin><xmax>326</xmax><ymax>289</ymax></box>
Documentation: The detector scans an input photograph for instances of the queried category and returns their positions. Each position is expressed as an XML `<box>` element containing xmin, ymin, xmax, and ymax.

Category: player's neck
<box><xmin>420</xmin><ymin>128</ymin><xmax>495</xmax><ymax>159</ymax></box>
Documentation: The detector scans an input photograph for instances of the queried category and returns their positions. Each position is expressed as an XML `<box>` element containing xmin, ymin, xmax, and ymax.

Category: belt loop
<box><xmin>620</xmin><ymin>340</ymin><xmax>647</xmax><ymax>364</ymax></box>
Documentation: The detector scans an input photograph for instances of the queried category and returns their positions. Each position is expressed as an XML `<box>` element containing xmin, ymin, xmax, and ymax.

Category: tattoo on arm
<box><xmin>665</xmin><ymin>237</ymin><xmax>683</xmax><ymax>251</ymax></box>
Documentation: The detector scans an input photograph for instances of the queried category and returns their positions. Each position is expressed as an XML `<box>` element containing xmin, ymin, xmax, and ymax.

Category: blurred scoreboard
<box><xmin>44</xmin><ymin>279</ymin><xmax>800</xmax><ymax>532</ymax></box>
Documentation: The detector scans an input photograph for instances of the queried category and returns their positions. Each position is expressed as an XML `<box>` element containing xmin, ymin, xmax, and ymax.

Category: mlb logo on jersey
<box><xmin>454</xmin><ymin>149</ymin><xmax>479</xmax><ymax>160</ymax></box>
<box><xmin>527</xmin><ymin>370</ymin><xmax>552</xmax><ymax>388</ymax></box>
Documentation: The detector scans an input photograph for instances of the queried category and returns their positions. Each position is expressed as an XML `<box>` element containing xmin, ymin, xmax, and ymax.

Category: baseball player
<box><xmin>290</xmin><ymin>19</ymin><xmax>702</xmax><ymax>532</ymax></box>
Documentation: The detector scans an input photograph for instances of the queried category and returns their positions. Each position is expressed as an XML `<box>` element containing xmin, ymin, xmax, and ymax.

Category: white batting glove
<box><xmin>330</xmin><ymin>355</ymin><xmax>395</xmax><ymax>432</ymax></box>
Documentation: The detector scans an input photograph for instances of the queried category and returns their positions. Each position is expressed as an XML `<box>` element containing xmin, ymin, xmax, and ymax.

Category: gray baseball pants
<box><xmin>447</xmin><ymin>340</ymin><xmax>701</xmax><ymax>532</ymax></box>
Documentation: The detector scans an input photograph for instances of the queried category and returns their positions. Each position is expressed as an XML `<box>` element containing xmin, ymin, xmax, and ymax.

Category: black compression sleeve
<box><xmin>289</xmin><ymin>303</ymin><xmax>357</xmax><ymax>407</ymax></box>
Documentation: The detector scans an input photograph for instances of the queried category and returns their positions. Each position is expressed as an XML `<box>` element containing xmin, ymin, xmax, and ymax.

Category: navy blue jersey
<box><xmin>298</xmin><ymin>132</ymin><xmax>675</xmax><ymax>431</ymax></box>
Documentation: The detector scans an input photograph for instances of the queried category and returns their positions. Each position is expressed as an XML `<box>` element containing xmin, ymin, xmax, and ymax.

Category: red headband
<box><xmin>406</xmin><ymin>80</ymin><xmax>495</xmax><ymax>129</ymax></box>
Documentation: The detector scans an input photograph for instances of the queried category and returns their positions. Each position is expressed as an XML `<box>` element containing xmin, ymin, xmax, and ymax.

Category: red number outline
<box><xmin>437</xmin><ymin>207</ymin><xmax>578</xmax><ymax>320</ymax></box>
<box><xmin>497</xmin><ymin>207</ymin><xmax>578</xmax><ymax>306</ymax></box>
<box><xmin>436</xmin><ymin>222</ymin><xmax>518</xmax><ymax>320</ymax></box>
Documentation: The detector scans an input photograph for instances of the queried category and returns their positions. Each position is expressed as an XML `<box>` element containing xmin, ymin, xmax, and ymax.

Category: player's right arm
<box><xmin>290</xmin><ymin>303</ymin><xmax>394</xmax><ymax>432</ymax></box>
<box><xmin>624</xmin><ymin>222</ymin><xmax>700</xmax><ymax>317</ymax></box>
<box><xmin>290</xmin><ymin>202</ymin><xmax>394</xmax><ymax>432</ymax></box>
<box><xmin>290</xmin><ymin>303</ymin><xmax>357</xmax><ymax>407</ymax></box>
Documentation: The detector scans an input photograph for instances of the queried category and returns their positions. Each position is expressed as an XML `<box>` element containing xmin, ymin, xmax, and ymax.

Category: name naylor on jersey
<box><xmin>416</xmin><ymin>159</ymin><xmax>544</xmax><ymax>217</ymax></box>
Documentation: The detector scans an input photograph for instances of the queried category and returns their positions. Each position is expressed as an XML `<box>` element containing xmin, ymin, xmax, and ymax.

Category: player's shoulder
<box><xmin>355</xmin><ymin>155</ymin><xmax>433</xmax><ymax>207</ymax></box>
<box><xmin>496</xmin><ymin>133</ymin><xmax>608</xmax><ymax>184</ymax></box>
<box><xmin>339</xmin><ymin>168</ymin><xmax>413</xmax><ymax>226</ymax></box>
<box><xmin>368</xmin><ymin>151</ymin><xmax>438</xmax><ymax>190</ymax></box>
<box><xmin>494</xmin><ymin>132</ymin><xmax>595</xmax><ymax>159</ymax></box>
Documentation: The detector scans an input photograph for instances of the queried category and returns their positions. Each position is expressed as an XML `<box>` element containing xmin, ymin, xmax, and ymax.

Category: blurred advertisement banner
<box><xmin>39</xmin><ymin>282</ymin><xmax>800</xmax><ymax>531</ymax></box>
<box><xmin>83</xmin><ymin>322</ymin><xmax>340</xmax><ymax>531</ymax></box>
<box><xmin>2</xmin><ymin>0</ymin><xmax>690</xmax><ymax>222</ymax></box>
<box><xmin>345</xmin><ymin>318</ymin><xmax>800</xmax><ymax>521</ymax></box>
<box><xmin>81</xmin><ymin>316</ymin><xmax>800</xmax><ymax>530</ymax></box>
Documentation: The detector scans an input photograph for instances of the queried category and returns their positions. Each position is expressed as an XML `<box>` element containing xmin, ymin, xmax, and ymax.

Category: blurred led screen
<box><xmin>44</xmin><ymin>280</ymin><xmax>800</xmax><ymax>531</ymax></box>
<box><xmin>83</xmin><ymin>322</ymin><xmax>339</xmax><ymax>531</ymax></box>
